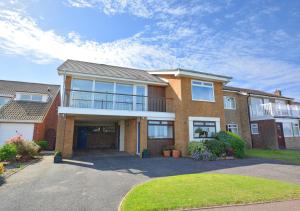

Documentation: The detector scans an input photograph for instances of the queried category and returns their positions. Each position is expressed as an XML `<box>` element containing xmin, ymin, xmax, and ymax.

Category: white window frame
<box><xmin>16</xmin><ymin>92</ymin><xmax>47</xmax><ymax>102</ymax></box>
<box><xmin>188</xmin><ymin>116</ymin><xmax>221</xmax><ymax>141</ymax></box>
<box><xmin>191</xmin><ymin>80</ymin><xmax>215</xmax><ymax>102</ymax></box>
<box><xmin>70</xmin><ymin>77</ymin><xmax>148</xmax><ymax>110</ymax></box>
<box><xmin>251</xmin><ymin>123</ymin><xmax>259</xmax><ymax>135</ymax></box>
<box><xmin>292</xmin><ymin>123</ymin><xmax>300</xmax><ymax>137</ymax></box>
<box><xmin>227</xmin><ymin>123</ymin><xmax>239</xmax><ymax>134</ymax></box>
<box><xmin>224</xmin><ymin>96</ymin><xmax>236</xmax><ymax>110</ymax></box>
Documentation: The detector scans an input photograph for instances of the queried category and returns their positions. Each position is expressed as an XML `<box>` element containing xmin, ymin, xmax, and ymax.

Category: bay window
<box><xmin>148</xmin><ymin>120</ymin><xmax>174</xmax><ymax>139</ymax></box>
<box><xmin>191</xmin><ymin>80</ymin><xmax>215</xmax><ymax>102</ymax></box>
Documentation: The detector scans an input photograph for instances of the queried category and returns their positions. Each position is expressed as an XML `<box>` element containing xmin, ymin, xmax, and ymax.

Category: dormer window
<box><xmin>16</xmin><ymin>92</ymin><xmax>48</xmax><ymax>102</ymax></box>
<box><xmin>0</xmin><ymin>96</ymin><xmax>10</xmax><ymax>108</ymax></box>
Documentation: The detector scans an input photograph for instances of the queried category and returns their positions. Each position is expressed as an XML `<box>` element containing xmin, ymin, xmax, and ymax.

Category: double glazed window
<box><xmin>193</xmin><ymin>121</ymin><xmax>216</xmax><ymax>138</ymax></box>
<box><xmin>224</xmin><ymin>96</ymin><xmax>236</xmax><ymax>109</ymax></box>
<box><xmin>70</xmin><ymin>79</ymin><xmax>146</xmax><ymax>110</ymax></box>
<box><xmin>148</xmin><ymin>120</ymin><xmax>174</xmax><ymax>139</ymax></box>
<box><xmin>0</xmin><ymin>97</ymin><xmax>10</xmax><ymax>108</ymax></box>
<box><xmin>18</xmin><ymin>93</ymin><xmax>45</xmax><ymax>102</ymax></box>
<box><xmin>282</xmin><ymin>122</ymin><xmax>300</xmax><ymax>137</ymax></box>
<box><xmin>226</xmin><ymin>124</ymin><xmax>238</xmax><ymax>134</ymax></box>
<box><xmin>191</xmin><ymin>80</ymin><xmax>215</xmax><ymax>102</ymax></box>
<box><xmin>251</xmin><ymin>123</ymin><xmax>259</xmax><ymax>134</ymax></box>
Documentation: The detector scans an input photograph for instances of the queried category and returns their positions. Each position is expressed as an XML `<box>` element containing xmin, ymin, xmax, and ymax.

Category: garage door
<box><xmin>0</xmin><ymin>123</ymin><xmax>34</xmax><ymax>145</ymax></box>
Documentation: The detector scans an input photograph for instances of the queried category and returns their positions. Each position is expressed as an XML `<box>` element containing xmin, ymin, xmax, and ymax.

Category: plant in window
<box><xmin>195</xmin><ymin>128</ymin><xmax>208</xmax><ymax>138</ymax></box>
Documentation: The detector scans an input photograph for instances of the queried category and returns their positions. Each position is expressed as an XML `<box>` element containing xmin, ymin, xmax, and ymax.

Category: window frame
<box><xmin>193</xmin><ymin>120</ymin><xmax>217</xmax><ymax>139</ymax></box>
<box><xmin>226</xmin><ymin>123</ymin><xmax>239</xmax><ymax>134</ymax></box>
<box><xmin>191</xmin><ymin>80</ymin><xmax>215</xmax><ymax>102</ymax></box>
<box><xmin>147</xmin><ymin>120</ymin><xmax>174</xmax><ymax>140</ymax></box>
<box><xmin>224</xmin><ymin>96</ymin><xmax>236</xmax><ymax>110</ymax></box>
<box><xmin>18</xmin><ymin>93</ymin><xmax>46</xmax><ymax>102</ymax></box>
<box><xmin>292</xmin><ymin>123</ymin><xmax>300</xmax><ymax>137</ymax></box>
<box><xmin>251</xmin><ymin>123</ymin><xmax>259</xmax><ymax>135</ymax></box>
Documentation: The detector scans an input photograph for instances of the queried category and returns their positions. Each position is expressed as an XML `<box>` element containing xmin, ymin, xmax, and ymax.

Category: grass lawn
<box><xmin>245</xmin><ymin>149</ymin><xmax>300</xmax><ymax>165</ymax></box>
<box><xmin>120</xmin><ymin>174</ymin><xmax>300</xmax><ymax>211</ymax></box>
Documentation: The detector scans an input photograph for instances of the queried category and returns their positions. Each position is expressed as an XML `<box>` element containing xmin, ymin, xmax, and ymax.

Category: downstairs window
<box><xmin>148</xmin><ymin>120</ymin><xmax>174</xmax><ymax>139</ymax></box>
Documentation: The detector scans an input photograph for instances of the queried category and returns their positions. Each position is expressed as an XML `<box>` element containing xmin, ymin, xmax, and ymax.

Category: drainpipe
<box><xmin>246</xmin><ymin>93</ymin><xmax>253</xmax><ymax>148</ymax></box>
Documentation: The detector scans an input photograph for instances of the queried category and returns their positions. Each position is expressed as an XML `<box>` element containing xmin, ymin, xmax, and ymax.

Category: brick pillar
<box><xmin>62</xmin><ymin>116</ymin><xmax>74</xmax><ymax>158</ymax></box>
<box><xmin>139</xmin><ymin>118</ymin><xmax>148</xmax><ymax>157</ymax></box>
<box><xmin>55</xmin><ymin>114</ymin><xmax>65</xmax><ymax>152</ymax></box>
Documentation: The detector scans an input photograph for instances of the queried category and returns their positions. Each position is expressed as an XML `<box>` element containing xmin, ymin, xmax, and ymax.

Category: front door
<box><xmin>276</xmin><ymin>123</ymin><xmax>286</xmax><ymax>149</ymax></box>
<box><xmin>77</xmin><ymin>127</ymin><xmax>88</xmax><ymax>149</ymax></box>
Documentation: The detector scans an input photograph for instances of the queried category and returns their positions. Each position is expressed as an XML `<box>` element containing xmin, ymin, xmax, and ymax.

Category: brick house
<box><xmin>55</xmin><ymin>60</ymin><xmax>231</xmax><ymax>157</ymax></box>
<box><xmin>0</xmin><ymin>80</ymin><xmax>60</xmax><ymax>149</ymax></box>
<box><xmin>223</xmin><ymin>86</ymin><xmax>300</xmax><ymax>150</ymax></box>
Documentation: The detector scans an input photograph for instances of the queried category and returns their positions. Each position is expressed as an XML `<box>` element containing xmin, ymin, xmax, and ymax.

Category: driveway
<box><xmin>0</xmin><ymin>154</ymin><xmax>299</xmax><ymax>211</ymax></box>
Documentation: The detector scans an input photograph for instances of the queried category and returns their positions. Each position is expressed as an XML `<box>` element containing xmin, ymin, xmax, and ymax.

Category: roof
<box><xmin>223</xmin><ymin>86</ymin><xmax>293</xmax><ymax>100</ymax></box>
<box><xmin>148</xmin><ymin>68</ymin><xmax>232</xmax><ymax>82</ymax></box>
<box><xmin>57</xmin><ymin>59</ymin><xmax>167</xmax><ymax>85</ymax></box>
<box><xmin>0</xmin><ymin>80</ymin><xmax>60</xmax><ymax>122</ymax></box>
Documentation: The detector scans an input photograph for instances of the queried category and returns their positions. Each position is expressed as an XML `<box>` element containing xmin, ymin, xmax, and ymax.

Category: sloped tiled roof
<box><xmin>57</xmin><ymin>59</ymin><xmax>167</xmax><ymax>84</ymax></box>
<box><xmin>223</xmin><ymin>86</ymin><xmax>293</xmax><ymax>100</ymax></box>
<box><xmin>0</xmin><ymin>80</ymin><xmax>60</xmax><ymax>122</ymax></box>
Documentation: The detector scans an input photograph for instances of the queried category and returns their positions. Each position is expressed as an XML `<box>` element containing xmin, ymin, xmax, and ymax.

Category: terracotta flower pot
<box><xmin>172</xmin><ymin>150</ymin><xmax>180</xmax><ymax>158</ymax></box>
<box><xmin>163</xmin><ymin>150</ymin><xmax>171</xmax><ymax>157</ymax></box>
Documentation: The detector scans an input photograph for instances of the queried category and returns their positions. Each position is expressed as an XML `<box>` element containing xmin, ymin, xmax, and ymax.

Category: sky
<box><xmin>0</xmin><ymin>0</ymin><xmax>300</xmax><ymax>100</ymax></box>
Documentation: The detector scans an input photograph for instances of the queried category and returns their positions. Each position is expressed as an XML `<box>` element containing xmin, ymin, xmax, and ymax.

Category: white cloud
<box><xmin>67</xmin><ymin>0</ymin><xmax>93</xmax><ymax>8</ymax></box>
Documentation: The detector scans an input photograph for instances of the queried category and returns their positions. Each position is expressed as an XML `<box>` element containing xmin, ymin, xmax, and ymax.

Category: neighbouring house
<box><xmin>55</xmin><ymin>60</ymin><xmax>231</xmax><ymax>157</ymax></box>
<box><xmin>0</xmin><ymin>80</ymin><xmax>60</xmax><ymax>149</ymax></box>
<box><xmin>223</xmin><ymin>86</ymin><xmax>300</xmax><ymax>150</ymax></box>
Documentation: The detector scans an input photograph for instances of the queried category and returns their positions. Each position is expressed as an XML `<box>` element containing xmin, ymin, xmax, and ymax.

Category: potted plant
<box><xmin>142</xmin><ymin>149</ymin><xmax>150</xmax><ymax>158</ymax></box>
<box><xmin>162</xmin><ymin>146</ymin><xmax>172</xmax><ymax>157</ymax></box>
<box><xmin>172</xmin><ymin>146</ymin><xmax>181</xmax><ymax>158</ymax></box>
<box><xmin>195</xmin><ymin>128</ymin><xmax>208</xmax><ymax>138</ymax></box>
<box><xmin>54</xmin><ymin>151</ymin><xmax>62</xmax><ymax>163</ymax></box>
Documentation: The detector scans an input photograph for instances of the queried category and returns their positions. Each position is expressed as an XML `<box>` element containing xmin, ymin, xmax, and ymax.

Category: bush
<box><xmin>188</xmin><ymin>141</ymin><xmax>206</xmax><ymax>155</ymax></box>
<box><xmin>204</xmin><ymin>139</ymin><xmax>226</xmax><ymax>157</ymax></box>
<box><xmin>215</xmin><ymin>131</ymin><xmax>246</xmax><ymax>158</ymax></box>
<box><xmin>6</xmin><ymin>136</ymin><xmax>40</xmax><ymax>159</ymax></box>
<box><xmin>0</xmin><ymin>144</ymin><xmax>17</xmax><ymax>161</ymax></box>
<box><xmin>36</xmin><ymin>140</ymin><xmax>48</xmax><ymax>150</ymax></box>
<box><xmin>0</xmin><ymin>163</ymin><xmax>4</xmax><ymax>174</ymax></box>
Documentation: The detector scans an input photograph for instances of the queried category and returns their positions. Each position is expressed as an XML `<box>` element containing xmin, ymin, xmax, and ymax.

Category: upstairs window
<box><xmin>224</xmin><ymin>96</ymin><xmax>236</xmax><ymax>109</ymax></box>
<box><xmin>17</xmin><ymin>93</ymin><xmax>46</xmax><ymax>102</ymax></box>
<box><xmin>0</xmin><ymin>96</ymin><xmax>10</xmax><ymax>108</ymax></box>
<box><xmin>191</xmin><ymin>80</ymin><xmax>215</xmax><ymax>102</ymax></box>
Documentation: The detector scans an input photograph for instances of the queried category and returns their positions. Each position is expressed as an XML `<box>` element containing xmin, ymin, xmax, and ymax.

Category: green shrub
<box><xmin>0</xmin><ymin>144</ymin><xmax>17</xmax><ymax>161</ymax></box>
<box><xmin>215</xmin><ymin>131</ymin><xmax>246</xmax><ymax>158</ymax></box>
<box><xmin>204</xmin><ymin>139</ymin><xmax>226</xmax><ymax>157</ymax></box>
<box><xmin>36</xmin><ymin>140</ymin><xmax>48</xmax><ymax>150</ymax></box>
<box><xmin>188</xmin><ymin>141</ymin><xmax>207</xmax><ymax>155</ymax></box>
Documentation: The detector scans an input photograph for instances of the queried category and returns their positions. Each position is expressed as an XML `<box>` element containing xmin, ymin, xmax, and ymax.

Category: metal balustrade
<box><xmin>250</xmin><ymin>103</ymin><xmax>300</xmax><ymax>119</ymax></box>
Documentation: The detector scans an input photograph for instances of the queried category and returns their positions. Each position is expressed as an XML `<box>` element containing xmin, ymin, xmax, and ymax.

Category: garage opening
<box><xmin>73</xmin><ymin>122</ymin><xmax>119</xmax><ymax>152</ymax></box>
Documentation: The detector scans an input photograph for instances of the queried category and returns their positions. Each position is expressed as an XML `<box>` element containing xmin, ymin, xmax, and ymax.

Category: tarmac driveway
<box><xmin>0</xmin><ymin>154</ymin><xmax>299</xmax><ymax>211</ymax></box>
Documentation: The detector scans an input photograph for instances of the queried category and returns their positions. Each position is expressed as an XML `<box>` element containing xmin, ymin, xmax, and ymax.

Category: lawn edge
<box><xmin>119</xmin><ymin>173</ymin><xmax>300</xmax><ymax>211</ymax></box>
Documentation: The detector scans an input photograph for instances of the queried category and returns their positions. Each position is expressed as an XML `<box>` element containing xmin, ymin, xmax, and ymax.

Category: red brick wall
<box><xmin>33</xmin><ymin>92</ymin><xmax>61</xmax><ymax>148</ymax></box>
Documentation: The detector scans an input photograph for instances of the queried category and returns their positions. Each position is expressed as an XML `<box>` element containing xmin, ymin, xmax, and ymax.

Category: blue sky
<box><xmin>0</xmin><ymin>0</ymin><xmax>300</xmax><ymax>100</ymax></box>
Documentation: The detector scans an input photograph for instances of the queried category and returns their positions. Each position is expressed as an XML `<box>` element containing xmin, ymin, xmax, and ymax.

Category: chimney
<box><xmin>274</xmin><ymin>89</ymin><xmax>282</xmax><ymax>97</ymax></box>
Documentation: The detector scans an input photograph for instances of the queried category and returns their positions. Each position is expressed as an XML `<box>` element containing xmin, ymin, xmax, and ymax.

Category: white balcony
<box><xmin>250</xmin><ymin>103</ymin><xmax>300</xmax><ymax>120</ymax></box>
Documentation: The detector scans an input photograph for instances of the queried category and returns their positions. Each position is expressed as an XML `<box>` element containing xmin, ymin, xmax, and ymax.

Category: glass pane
<box><xmin>192</xmin><ymin>85</ymin><xmax>214</xmax><ymax>101</ymax></box>
<box><xmin>20</xmin><ymin>94</ymin><xmax>31</xmax><ymax>100</ymax></box>
<box><xmin>193</xmin><ymin>121</ymin><xmax>216</xmax><ymax>138</ymax></box>
<box><xmin>94</xmin><ymin>81</ymin><xmax>114</xmax><ymax>109</ymax></box>
<box><xmin>116</xmin><ymin>84</ymin><xmax>133</xmax><ymax>110</ymax></box>
<box><xmin>148</xmin><ymin>125</ymin><xmax>173</xmax><ymax>139</ymax></box>
<box><xmin>283</xmin><ymin>122</ymin><xmax>293</xmax><ymax>137</ymax></box>
<box><xmin>0</xmin><ymin>97</ymin><xmax>9</xmax><ymax>107</ymax></box>
<box><xmin>293</xmin><ymin>124</ymin><xmax>300</xmax><ymax>136</ymax></box>
<box><xmin>71</xmin><ymin>79</ymin><xmax>93</xmax><ymax>108</ymax></box>
<box><xmin>136</xmin><ymin>86</ymin><xmax>145</xmax><ymax>111</ymax></box>
<box><xmin>32</xmin><ymin>95</ymin><xmax>43</xmax><ymax>101</ymax></box>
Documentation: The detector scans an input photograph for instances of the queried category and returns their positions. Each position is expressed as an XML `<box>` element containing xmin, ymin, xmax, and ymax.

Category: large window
<box><xmin>227</xmin><ymin>124</ymin><xmax>238</xmax><ymax>134</ymax></box>
<box><xmin>224</xmin><ymin>96</ymin><xmax>236</xmax><ymax>109</ymax></box>
<box><xmin>94</xmin><ymin>81</ymin><xmax>114</xmax><ymax>109</ymax></box>
<box><xmin>251</xmin><ymin>123</ymin><xmax>259</xmax><ymax>135</ymax></box>
<box><xmin>115</xmin><ymin>83</ymin><xmax>134</xmax><ymax>110</ymax></box>
<box><xmin>191</xmin><ymin>80</ymin><xmax>214</xmax><ymax>102</ymax></box>
<box><xmin>71</xmin><ymin>79</ymin><xmax>93</xmax><ymax>108</ymax></box>
<box><xmin>193</xmin><ymin>121</ymin><xmax>216</xmax><ymax>138</ymax></box>
<box><xmin>282</xmin><ymin>122</ymin><xmax>300</xmax><ymax>137</ymax></box>
<box><xmin>148</xmin><ymin>120</ymin><xmax>174</xmax><ymax>139</ymax></box>
<box><xmin>293</xmin><ymin>123</ymin><xmax>300</xmax><ymax>137</ymax></box>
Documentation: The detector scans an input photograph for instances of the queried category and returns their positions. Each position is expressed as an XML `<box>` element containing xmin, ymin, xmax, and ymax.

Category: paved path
<box><xmin>0</xmin><ymin>155</ymin><xmax>299</xmax><ymax>211</ymax></box>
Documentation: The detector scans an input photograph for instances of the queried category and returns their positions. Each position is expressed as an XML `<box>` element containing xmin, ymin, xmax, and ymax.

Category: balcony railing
<box><xmin>250</xmin><ymin>103</ymin><xmax>300</xmax><ymax>119</ymax></box>
<box><xmin>63</xmin><ymin>89</ymin><xmax>174</xmax><ymax>113</ymax></box>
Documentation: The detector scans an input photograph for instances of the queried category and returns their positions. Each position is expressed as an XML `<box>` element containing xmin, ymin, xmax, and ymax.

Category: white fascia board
<box><xmin>149</xmin><ymin>70</ymin><xmax>231</xmax><ymax>83</ymax></box>
<box><xmin>58</xmin><ymin>107</ymin><xmax>175</xmax><ymax>120</ymax></box>
<box><xmin>58</xmin><ymin>71</ymin><xmax>168</xmax><ymax>86</ymax></box>
<box><xmin>275</xmin><ymin>118</ymin><xmax>300</xmax><ymax>123</ymax></box>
